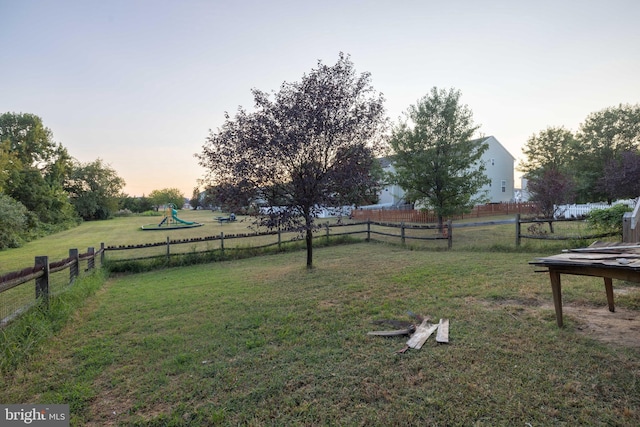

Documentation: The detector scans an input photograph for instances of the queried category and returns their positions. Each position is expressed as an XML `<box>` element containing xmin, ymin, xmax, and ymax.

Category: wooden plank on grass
<box><xmin>367</xmin><ymin>329</ymin><xmax>413</xmax><ymax>337</ymax></box>
<box><xmin>436</xmin><ymin>318</ymin><xmax>449</xmax><ymax>343</ymax></box>
<box><xmin>406</xmin><ymin>319</ymin><xmax>439</xmax><ymax>349</ymax></box>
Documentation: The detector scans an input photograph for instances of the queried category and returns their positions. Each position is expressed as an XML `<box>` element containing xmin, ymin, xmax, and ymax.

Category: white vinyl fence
<box><xmin>554</xmin><ymin>199</ymin><xmax>637</xmax><ymax>219</ymax></box>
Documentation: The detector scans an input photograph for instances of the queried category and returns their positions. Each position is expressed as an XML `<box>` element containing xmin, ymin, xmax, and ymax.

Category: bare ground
<box><xmin>488</xmin><ymin>288</ymin><xmax>640</xmax><ymax>348</ymax></box>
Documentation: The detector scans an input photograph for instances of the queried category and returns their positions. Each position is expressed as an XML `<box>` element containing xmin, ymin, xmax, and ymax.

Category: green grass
<box><xmin>1</xmin><ymin>243</ymin><xmax>639</xmax><ymax>425</ymax></box>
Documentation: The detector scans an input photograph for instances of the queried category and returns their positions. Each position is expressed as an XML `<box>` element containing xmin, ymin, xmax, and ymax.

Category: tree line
<box><xmin>518</xmin><ymin>105</ymin><xmax>640</xmax><ymax>217</ymax></box>
<box><xmin>0</xmin><ymin>112</ymin><xmax>190</xmax><ymax>249</ymax></box>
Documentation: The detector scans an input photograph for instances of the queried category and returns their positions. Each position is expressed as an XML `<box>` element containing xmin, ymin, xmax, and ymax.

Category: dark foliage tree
<box><xmin>66</xmin><ymin>159</ymin><xmax>126</xmax><ymax>220</ymax></box>
<box><xmin>197</xmin><ymin>53</ymin><xmax>387</xmax><ymax>268</ymax></box>
<box><xmin>597</xmin><ymin>150</ymin><xmax>640</xmax><ymax>200</ymax></box>
<box><xmin>388</xmin><ymin>87</ymin><xmax>489</xmax><ymax>231</ymax></box>
<box><xmin>527</xmin><ymin>168</ymin><xmax>576</xmax><ymax>220</ymax></box>
<box><xmin>574</xmin><ymin>103</ymin><xmax>640</xmax><ymax>201</ymax></box>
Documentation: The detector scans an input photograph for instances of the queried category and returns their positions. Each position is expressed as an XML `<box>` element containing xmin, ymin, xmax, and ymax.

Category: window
<box><xmin>501</xmin><ymin>180</ymin><xmax>506</xmax><ymax>193</ymax></box>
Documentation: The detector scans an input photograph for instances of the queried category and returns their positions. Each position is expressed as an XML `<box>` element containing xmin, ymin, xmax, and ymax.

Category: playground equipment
<box><xmin>141</xmin><ymin>203</ymin><xmax>203</xmax><ymax>230</ymax></box>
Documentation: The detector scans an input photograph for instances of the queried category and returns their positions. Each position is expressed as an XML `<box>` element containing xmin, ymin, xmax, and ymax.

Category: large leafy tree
<box><xmin>388</xmin><ymin>87</ymin><xmax>489</xmax><ymax>231</ymax></box>
<box><xmin>197</xmin><ymin>53</ymin><xmax>387</xmax><ymax>268</ymax></box>
<box><xmin>519</xmin><ymin>126</ymin><xmax>578</xmax><ymax>218</ymax></box>
<box><xmin>519</xmin><ymin>126</ymin><xmax>577</xmax><ymax>179</ymax></box>
<box><xmin>66</xmin><ymin>159</ymin><xmax>126</xmax><ymax>220</ymax></box>
<box><xmin>0</xmin><ymin>112</ymin><xmax>76</xmax><ymax>225</ymax></box>
<box><xmin>574</xmin><ymin>103</ymin><xmax>640</xmax><ymax>201</ymax></box>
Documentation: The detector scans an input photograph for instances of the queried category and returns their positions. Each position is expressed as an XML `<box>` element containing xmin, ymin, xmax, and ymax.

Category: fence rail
<box><xmin>0</xmin><ymin>246</ymin><xmax>104</xmax><ymax>326</ymax></box>
<box><xmin>514</xmin><ymin>214</ymin><xmax>618</xmax><ymax>246</ymax></box>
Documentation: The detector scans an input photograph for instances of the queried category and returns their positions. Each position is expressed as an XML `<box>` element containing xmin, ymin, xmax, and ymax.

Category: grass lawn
<box><xmin>1</xmin><ymin>242</ymin><xmax>639</xmax><ymax>425</ymax></box>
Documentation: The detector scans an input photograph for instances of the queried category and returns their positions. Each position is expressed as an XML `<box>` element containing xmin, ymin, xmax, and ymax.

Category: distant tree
<box><xmin>66</xmin><ymin>159</ymin><xmax>126</xmax><ymax>220</ymax></box>
<box><xmin>574</xmin><ymin>104</ymin><xmax>640</xmax><ymax>201</ymax></box>
<box><xmin>197</xmin><ymin>53</ymin><xmax>386</xmax><ymax>268</ymax></box>
<box><xmin>189</xmin><ymin>187</ymin><xmax>201</xmax><ymax>209</ymax></box>
<box><xmin>388</xmin><ymin>87</ymin><xmax>489</xmax><ymax>231</ymax></box>
<box><xmin>519</xmin><ymin>126</ymin><xmax>577</xmax><ymax>179</ymax></box>
<box><xmin>526</xmin><ymin>168</ymin><xmax>576</xmax><ymax>220</ymax></box>
<box><xmin>597</xmin><ymin>150</ymin><xmax>640</xmax><ymax>200</ymax></box>
<box><xmin>119</xmin><ymin>195</ymin><xmax>153</xmax><ymax>213</ymax></box>
<box><xmin>148</xmin><ymin>188</ymin><xmax>185</xmax><ymax>211</ymax></box>
<box><xmin>0</xmin><ymin>112</ymin><xmax>76</xmax><ymax>225</ymax></box>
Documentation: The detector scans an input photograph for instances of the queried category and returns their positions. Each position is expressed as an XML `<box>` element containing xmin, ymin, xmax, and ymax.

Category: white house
<box><xmin>376</xmin><ymin>136</ymin><xmax>515</xmax><ymax>207</ymax></box>
<box><xmin>479</xmin><ymin>136</ymin><xmax>515</xmax><ymax>203</ymax></box>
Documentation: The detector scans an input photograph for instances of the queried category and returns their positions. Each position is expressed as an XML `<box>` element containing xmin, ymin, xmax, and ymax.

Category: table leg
<box><xmin>604</xmin><ymin>277</ymin><xmax>615</xmax><ymax>312</ymax></box>
<box><xmin>549</xmin><ymin>270</ymin><xmax>563</xmax><ymax>327</ymax></box>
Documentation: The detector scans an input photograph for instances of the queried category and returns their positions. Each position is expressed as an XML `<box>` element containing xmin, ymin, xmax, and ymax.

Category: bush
<box><xmin>0</xmin><ymin>194</ymin><xmax>29</xmax><ymax>249</ymax></box>
<box><xmin>586</xmin><ymin>204</ymin><xmax>633</xmax><ymax>234</ymax></box>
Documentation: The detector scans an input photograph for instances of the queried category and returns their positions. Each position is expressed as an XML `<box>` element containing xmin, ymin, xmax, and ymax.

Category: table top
<box><xmin>530</xmin><ymin>242</ymin><xmax>640</xmax><ymax>270</ymax></box>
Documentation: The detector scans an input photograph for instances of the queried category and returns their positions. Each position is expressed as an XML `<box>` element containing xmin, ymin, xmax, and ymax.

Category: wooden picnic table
<box><xmin>530</xmin><ymin>242</ymin><xmax>640</xmax><ymax>327</ymax></box>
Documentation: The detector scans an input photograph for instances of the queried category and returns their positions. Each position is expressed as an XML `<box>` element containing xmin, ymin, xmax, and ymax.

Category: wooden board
<box><xmin>436</xmin><ymin>318</ymin><xmax>449</xmax><ymax>343</ymax></box>
<box><xmin>406</xmin><ymin>319</ymin><xmax>439</xmax><ymax>349</ymax></box>
<box><xmin>367</xmin><ymin>329</ymin><xmax>413</xmax><ymax>337</ymax></box>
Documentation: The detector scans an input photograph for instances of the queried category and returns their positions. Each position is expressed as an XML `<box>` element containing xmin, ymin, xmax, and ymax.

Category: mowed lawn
<box><xmin>1</xmin><ymin>242</ymin><xmax>639</xmax><ymax>426</ymax></box>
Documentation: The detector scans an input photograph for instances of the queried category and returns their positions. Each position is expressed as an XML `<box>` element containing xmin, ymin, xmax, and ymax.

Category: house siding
<box><xmin>478</xmin><ymin>136</ymin><xmax>515</xmax><ymax>203</ymax></box>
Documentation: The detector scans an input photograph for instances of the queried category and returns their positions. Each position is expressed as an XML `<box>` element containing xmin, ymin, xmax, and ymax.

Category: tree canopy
<box><xmin>148</xmin><ymin>188</ymin><xmax>186</xmax><ymax>211</ymax></box>
<box><xmin>387</xmin><ymin>87</ymin><xmax>489</xmax><ymax>230</ymax></box>
<box><xmin>574</xmin><ymin>104</ymin><xmax>640</xmax><ymax>201</ymax></box>
<box><xmin>519</xmin><ymin>126</ymin><xmax>577</xmax><ymax>178</ymax></box>
<box><xmin>197</xmin><ymin>53</ymin><xmax>387</xmax><ymax>268</ymax></box>
<box><xmin>0</xmin><ymin>112</ymin><xmax>77</xmax><ymax>225</ymax></box>
<box><xmin>66</xmin><ymin>158</ymin><xmax>126</xmax><ymax>220</ymax></box>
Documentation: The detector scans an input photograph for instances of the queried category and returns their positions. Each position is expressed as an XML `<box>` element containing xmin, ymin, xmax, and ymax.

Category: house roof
<box><xmin>473</xmin><ymin>135</ymin><xmax>516</xmax><ymax>161</ymax></box>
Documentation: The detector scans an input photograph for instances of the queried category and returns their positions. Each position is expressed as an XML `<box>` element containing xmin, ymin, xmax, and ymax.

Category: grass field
<box><xmin>0</xmin><ymin>212</ymin><xmax>638</xmax><ymax>425</ymax></box>
<box><xmin>0</xmin><ymin>209</ymin><xmax>604</xmax><ymax>274</ymax></box>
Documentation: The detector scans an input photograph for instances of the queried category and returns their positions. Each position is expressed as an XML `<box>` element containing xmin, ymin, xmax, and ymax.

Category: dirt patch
<box><xmin>549</xmin><ymin>304</ymin><xmax>640</xmax><ymax>348</ymax></box>
<box><xmin>485</xmin><ymin>293</ymin><xmax>640</xmax><ymax>348</ymax></box>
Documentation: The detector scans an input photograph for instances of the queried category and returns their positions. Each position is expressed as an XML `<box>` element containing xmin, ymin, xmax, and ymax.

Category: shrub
<box><xmin>0</xmin><ymin>194</ymin><xmax>29</xmax><ymax>249</ymax></box>
<box><xmin>586</xmin><ymin>204</ymin><xmax>633</xmax><ymax>235</ymax></box>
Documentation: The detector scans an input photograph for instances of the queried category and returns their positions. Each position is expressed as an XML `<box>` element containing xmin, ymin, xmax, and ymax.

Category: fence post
<box><xmin>69</xmin><ymin>248</ymin><xmax>79</xmax><ymax>282</ymax></box>
<box><xmin>87</xmin><ymin>247</ymin><xmax>95</xmax><ymax>271</ymax></box>
<box><xmin>325</xmin><ymin>222</ymin><xmax>330</xmax><ymax>243</ymax></box>
<box><xmin>100</xmin><ymin>242</ymin><xmax>105</xmax><ymax>266</ymax></box>
<box><xmin>515</xmin><ymin>214</ymin><xmax>521</xmax><ymax>247</ymax></box>
<box><xmin>35</xmin><ymin>256</ymin><xmax>49</xmax><ymax>305</ymax></box>
<box><xmin>401</xmin><ymin>222</ymin><xmax>405</xmax><ymax>245</ymax></box>
<box><xmin>278</xmin><ymin>229</ymin><xmax>281</xmax><ymax>251</ymax></box>
<box><xmin>447</xmin><ymin>220</ymin><xmax>453</xmax><ymax>249</ymax></box>
<box><xmin>220</xmin><ymin>232</ymin><xmax>225</xmax><ymax>255</ymax></box>
<box><xmin>166</xmin><ymin>236</ymin><xmax>170</xmax><ymax>260</ymax></box>
<box><xmin>367</xmin><ymin>219</ymin><xmax>371</xmax><ymax>241</ymax></box>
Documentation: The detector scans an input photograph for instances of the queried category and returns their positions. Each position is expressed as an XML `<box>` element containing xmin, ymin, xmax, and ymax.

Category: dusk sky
<box><xmin>2</xmin><ymin>0</ymin><xmax>639</xmax><ymax>197</ymax></box>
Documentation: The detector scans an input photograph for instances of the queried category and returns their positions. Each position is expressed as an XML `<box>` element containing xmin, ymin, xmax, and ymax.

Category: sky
<box><xmin>2</xmin><ymin>0</ymin><xmax>639</xmax><ymax>197</ymax></box>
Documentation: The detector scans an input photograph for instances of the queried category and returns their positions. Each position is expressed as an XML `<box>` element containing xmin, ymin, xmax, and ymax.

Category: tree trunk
<box><xmin>437</xmin><ymin>215</ymin><xmax>445</xmax><ymax>234</ymax></box>
<box><xmin>306</xmin><ymin>228</ymin><xmax>313</xmax><ymax>269</ymax></box>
